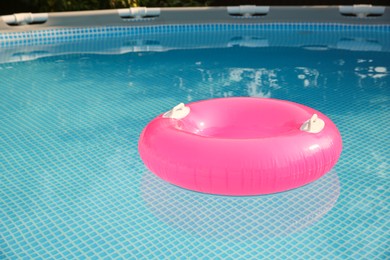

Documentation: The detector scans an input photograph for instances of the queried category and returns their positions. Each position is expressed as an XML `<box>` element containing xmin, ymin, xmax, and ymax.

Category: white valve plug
<box><xmin>300</xmin><ymin>114</ymin><xmax>325</xmax><ymax>134</ymax></box>
<box><xmin>162</xmin><ymin>103</ymin><xmax>190</xmax><ymax>119</ymax></box>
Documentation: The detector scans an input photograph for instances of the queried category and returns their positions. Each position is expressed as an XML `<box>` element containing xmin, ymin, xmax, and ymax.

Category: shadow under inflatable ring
<box><xmin>141</xmin><ymin>170</ymin><xmax>340</xmax><ymax>240</ymax></box>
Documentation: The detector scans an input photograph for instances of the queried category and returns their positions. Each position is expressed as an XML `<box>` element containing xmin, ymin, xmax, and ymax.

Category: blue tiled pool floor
<box><xmin>1</xmin><ymin>27</ymin><xmax>389</xmax><ymax>259</ymax></box>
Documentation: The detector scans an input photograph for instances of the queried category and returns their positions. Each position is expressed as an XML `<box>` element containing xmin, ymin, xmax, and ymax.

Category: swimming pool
<box><xmin>1</xmin><ymin>6</ymin><xmax>389</xmax><ymax>259</ymax></box>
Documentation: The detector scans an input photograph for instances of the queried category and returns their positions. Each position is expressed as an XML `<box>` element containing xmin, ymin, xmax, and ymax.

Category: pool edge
<box><xmin>1</xmin><ymin>6</ymin><xmax>389</xmax><ymax>32</ymax></box>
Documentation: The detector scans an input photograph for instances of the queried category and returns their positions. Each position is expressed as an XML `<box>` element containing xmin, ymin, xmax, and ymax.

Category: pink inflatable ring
<box><xmin>139</xmin><ymin>97</ymin><xmax>342</xmax><ymax>196</ymax></box>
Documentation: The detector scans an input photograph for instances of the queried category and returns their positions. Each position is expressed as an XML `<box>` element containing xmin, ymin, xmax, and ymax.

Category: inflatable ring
<box><xmin>139</xmin><ymin>97</ymin><xmax>342</xmax><ymax>196</ymax></box>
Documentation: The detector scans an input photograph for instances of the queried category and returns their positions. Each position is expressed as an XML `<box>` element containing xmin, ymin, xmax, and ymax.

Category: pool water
<box><xmin>1</xmin><ymin>26</ymin><xmax>389</xmax><ymax>259</ymax></box>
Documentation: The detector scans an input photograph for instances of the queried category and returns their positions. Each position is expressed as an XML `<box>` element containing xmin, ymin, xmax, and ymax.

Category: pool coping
<box><xmin>1</xmin><ymin>6</ymin><xmax>389</xmax><ymax>32</ymax></box>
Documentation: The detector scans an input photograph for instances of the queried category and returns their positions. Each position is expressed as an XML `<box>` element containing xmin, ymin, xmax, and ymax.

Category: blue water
<box><xmin>1</xmin><ymin>27</ymin><xmax>389</xmax><ymax>259</ymax></box>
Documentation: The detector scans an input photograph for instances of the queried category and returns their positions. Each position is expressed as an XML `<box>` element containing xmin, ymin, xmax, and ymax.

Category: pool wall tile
<box><xmin>1</xmin><ymin>23</ymin><xmax>390</xmax><ymax>47</ymax></box>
